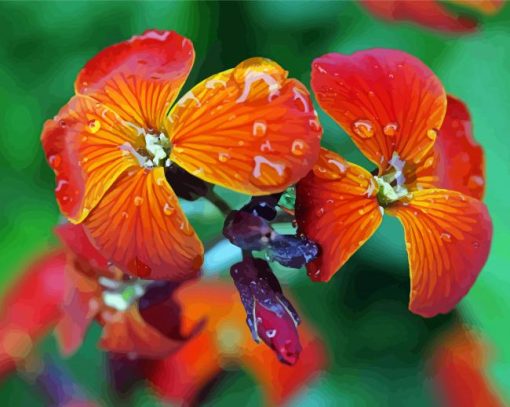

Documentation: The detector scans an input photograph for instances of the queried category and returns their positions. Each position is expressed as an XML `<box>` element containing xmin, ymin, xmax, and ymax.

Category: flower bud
<box><xmin>223</xmin><ymin>211</ymin><xmax>273</xmax><ymax>251</ymax></box>
<box><xmin>267</xmin><ymin>234</ymin><xmax>319</xmax><ymax>268</ymax></box>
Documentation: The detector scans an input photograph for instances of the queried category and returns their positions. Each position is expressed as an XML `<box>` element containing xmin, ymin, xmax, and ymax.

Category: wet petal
<box><xmin>83</xmin><ymin>167</ymin><xmax>204</xmax><ymax>280</ymax></box>
<box><xmin>387</xmin><ymin>189</ymin><xmax>492</xmax><ymax>317</ymax></box>
<box><xmin>41</xmin><ymin>96</ymin><xmax>140</xmax><ymax>223</ymax></box>
<box><xmin>408</xmin><ymin>95</ymin><xmax>485</xmax><ymax>200</ymax></box>
<box><xmin>295</xmin><ymin>148</ymin><xmax>383</xmax><ymax>281</ymax></box>
<box><xmin>75</xmin><ymin>30</ymin><xmax>194</xmax><ymax>131</ymax></box>
<box><xmin>360</xmin><ymin>0</ymin><xmax>479</xmax><ymax>33</ymax></box>
<box><xmin>0</xmin><ymin>251</ymin><xmax>66</xmax><ymax>374</ymax></box>
<box><xmin>311</xmin><ymin>49</ymin><xmax>446</xmax><ymax>170</ymax></box>
<box><xmin>167</xmin><ymin>58</ymin><xmax>322</xmax><ymax>195</ymax></box>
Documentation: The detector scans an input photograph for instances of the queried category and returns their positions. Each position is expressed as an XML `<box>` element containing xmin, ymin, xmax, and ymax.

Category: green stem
<box><xmin>206</xmin><ymin>189</ymin><xmax>232</xmax><ymax>217</ymax></box>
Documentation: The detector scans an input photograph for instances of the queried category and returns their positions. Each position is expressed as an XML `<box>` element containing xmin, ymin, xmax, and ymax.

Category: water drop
<box><xmin>252</xmin><ymin>120</ymin><xmax>267</xmax><ymax>137</ymax></box>
<box><xmin>423</xmin><ymin>156</ymin><xmax>435</xmax><ymax>169</ymax></box>
<box><xmin>468</xmin><ymin>175</ymin><xmax>484</xmax><ymax>188</ymax></box>
<box><xmin>134</xmin><ymin>196</ymin><xmax>143</xmax><ymax>206</ymax></box>
<box><xmin>88</xmin><ymin>119</ymin><xmax>101</xmax><ymax>134</ymax></box>
<box><xmin>58</xmin><ymin>119</ymin><xmax>67</xmax><ymax>128</ymax></box>
<box><xmin>121</xmin><ymin>211</ymin><xmax>129</xmax><ymax>219</ymax></box>
<box><xmin>315</xmin><ymin>207</ymin><xmax>325</xmax><ymax>217</ymax></box>
<box><xmin>383</xmin><ymin>123</ymin><xmax>398</xmax><ymax>137</ymax></box>
<box><xmin>472</xmin><ymin>241</ymin><xmax>480</xmax><ymax>249</ymax></box>
<box><xmin>308</xmin><ymin>118</ymin><xmax>322</xmax><ymax>132</ymax></box>
<box><xmin>251</xmin><ymin>156</ymin><xmax>290</xmax><ymax>188</ymax></box>
<box><xmin>48</xmin><ymin>155</ymin><xmax>62</xmax><ymax>169</ymax></box>
<box><xmin>218</xmin><ymin>152</ymin><xmax>230</xmax><ymax>162</ymax></box>
<box><xmin>291</xmin><ymin>139</ymin><xmax>307</xmax><ymax>156</ymax></box>
<box><xmin>440</xmin><ymin>232</ymin><xmax>452</xmax><ymax>243</ymax></box>
<box><xmin>266</xmin><ymin>329</ymin><xmax>277</xmax><ymax>338</ymax></box>
<box><xmin>352</xmin><ymin>119</ymin><xmax>374</xmax><ymax>139</ymax></box>
<box><xmin>163</xmin><ymin>203</ymin><xmax>174</xmax><ymax>215</ymax></box>
<box><xmin>426</xmin><ymin>129</ymin><xmax>438</xmax><ymax>141</ymax></box>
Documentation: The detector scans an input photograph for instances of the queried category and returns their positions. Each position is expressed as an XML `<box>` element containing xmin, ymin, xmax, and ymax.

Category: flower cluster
<box><xmin>0</xmin><ymin>25</ymin><xmax>495</xmax><ymax>403</ymax></box>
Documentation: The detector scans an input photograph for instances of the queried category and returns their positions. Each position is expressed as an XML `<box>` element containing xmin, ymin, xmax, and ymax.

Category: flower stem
<box><xmin>206</xmin><ymin>189</ymin><xmax>232</xmax><ymax>216</ymax></box>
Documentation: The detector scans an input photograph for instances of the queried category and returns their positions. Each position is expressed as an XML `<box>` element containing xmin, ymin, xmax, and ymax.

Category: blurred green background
<box><xmin>0</xmin><ymin>1</ymin><xmax>509</xmax><ymax>405</ymax></box>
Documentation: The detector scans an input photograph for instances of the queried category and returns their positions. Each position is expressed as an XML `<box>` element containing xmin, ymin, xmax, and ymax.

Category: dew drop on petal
<box><xmin>121</xmin><ymin>211</ymin><xmax>129</xmax><ymax>219</ymax></box>
<box><xmin>383</xmin><ymin>123</ymin><xmax>398</xmax><ymax>137</ymax></box>
<box><xmin>163</xmin><ymin>203</ymin><xmax>174</xmax><ymax>216</ymax></box>
<box><xmin>252</xmin><ymin>120</ymin><xmax>267</xmax><ymax>138</ymax></box>
<box><xmin>315</xmin><ymin>207</ymin><xmax>325</xmax><ymax>218</ymax></box>
<box><xmin>251</xmin><ymin>156</ymin><xmax>290</xmax><ymax>188</ymax></box>
<box><xmin>134</xmin><ymin>196</ymin><xmax>143</xmax><ymax>206</ymax></box>
<box><xmin>440</xmin><ymin>232</ymin><xmax>452</xmax><ymax>243</ymax></box>
<box><xmin>423</xmin><ymin>156</ymin><xmax>435</xmax><ymax>169</ymax></box>
<box><xmin>218</xmin><ymin>152</ymin><xmax>231</xmax><ymax>163</ymax></box>
<box><xmin>88</xmin><ymin>119</ymin><xmax>101</xmax><ymax>134</ymax></box>
<box><xmin>352</xmin><ymin>119</ymin><xmax>374</xmax><ymax>139</ymax></box>
<box><xmin>291</xmin><ymin>139</ymin><xmax>307</xmax><ymax>156</ymax></box>
<box><xmin>156</xmin><ymin>177</ymin><xmax>165</xmax><ymax>186</ymax></box>
<box><xmin>468</xmin><ymin>175</ymin><xmax>484</xmax><ymax>188</ymax></box>
<box><xmin>48</xmin><ymin>155</ymin><xmax>62</xmax><ymax>170</ymax></box>
<box><xmin>472</xmin><ymin>241</ymin><xmax>480</xmax><ymax>249</ymax></box>
<box><xmin>426</xmin><ymin>129</ymin><xmax>438</xmax><ymax>141</ymax></box>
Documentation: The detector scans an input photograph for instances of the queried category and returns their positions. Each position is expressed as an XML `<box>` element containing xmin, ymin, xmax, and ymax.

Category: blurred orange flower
<box><xmin>360</xmin><ymin>0</ymin><xmax>504</xmax><ymax>33</ymax></box>
<box><xmin>41</xmin><ymin>30</ymin><xmax>322</xmax><ymax>281</ymax></box>
<box><xmin>296</xmin><ymin>49</ymin><xmax>492</xmax><ymax>317</ymax></box>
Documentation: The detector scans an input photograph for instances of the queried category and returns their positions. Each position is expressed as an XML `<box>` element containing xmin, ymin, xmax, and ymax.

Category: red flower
<box><xmin>430</xmin><ymin>325</ymin><xmax>505</xmax><ymax>407</ymax></box>
<box><xmin>54</xmin><ymin>223</ymin><xmax>202</xmax><ymax>358</ymax></box>
<box><xmin>296</xmin><ymin>49</ymin><xmax>493</xmax><ymax>317</ymax></box>
<box><xmin>360</xmin><ymin>0</ymin><xmax>504</xmax><ymax>33</ymax></box>
<box><xmin>41</xmin><ymin>30</ymin><xmax>322</xmax><ymax>281</ymax></box>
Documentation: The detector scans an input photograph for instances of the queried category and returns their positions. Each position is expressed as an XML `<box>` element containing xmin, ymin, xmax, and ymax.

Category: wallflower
<box><xmin>296</xmin><ymin>49</ymin><xmax>493</xmax><ymax>317</ymax></box>
<box><xmin>360</xmin><ymin>0</ymin><xmax>504</xmax><ymax>33</ymax></box>
<box><xmin>41</xmin><ymin>30</ymin><xmax>322</xmax><ymax>281</ymax></box>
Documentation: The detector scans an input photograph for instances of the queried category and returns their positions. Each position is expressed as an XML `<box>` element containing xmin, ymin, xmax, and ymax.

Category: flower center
<box><xmin>121</xmin><ymin>132</ymin><xmax>172</xmax><ymax>169</ymax></box>
<box><xmin>375</xmin><ymin>152</ymin><xmax>410</xmax><ymax>207</ymax></box>
<box><xmin>99</xmin><ymin>277</ymin><xmax>151</xmax><ymax>311</ymax></box>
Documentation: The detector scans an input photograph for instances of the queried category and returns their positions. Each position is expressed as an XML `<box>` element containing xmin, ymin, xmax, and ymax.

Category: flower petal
<box><xmin>41</xmin><ymin>96</ymin><xmax>140</xmax><ymax>223</ymax></box>
<box><xmin>295</xmin><ymin>148</ymin><xmax>383</xmax><ymax>282</ymax></box>
<box><xmin>83</xmin><ymin>167</ymin><xmax>203</xmax><ymax>280</ymax></box>
<box><xmin>387</xmin><ymin>189</ymin><xmax>492</xmax><ymax>317</ymax></box>
<box><xmin>407</xmin><ymin>95</ymin><xmax>485</xmax><ymax>200</ymax></box>
<box><xmin>311</xmin><ymin>49</ymin><xmax>446</xmax><ymax>170</ymax></box>
<box><xmin>167</xmin><ymin>57</ymin><xmax>322</xmax><ymax>195</ymax></box>
<box><xmin>0</xmin><ymin>251</ymin><xmax>66</xmax><ymax>375</ymax></box>
<box><xmin>360</xmin><ymin>1</ymin><xmax>479</xmax><ymax>33</ymax></box>
<box><xmin>75</xmin><ymin>30</ymin><xmax>194</xmax><ymax>131</ymax></box>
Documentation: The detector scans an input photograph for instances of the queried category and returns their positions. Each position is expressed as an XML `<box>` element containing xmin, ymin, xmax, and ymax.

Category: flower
<box><xmin>41</xmin><ymin>30</ymin><xmax>322</xmax><ymax>281</ymax></box>
<box><xmin>430</xmin><ymin>325</ymin><xmax>505</xmax><ymax>407</ymax></box>
<box><xmin>54</xmin><ymin>223</ymin><xmax>202</xmax><ymax>358</ymax></box>
<box><xmin>137</xmin><ymin>278</ymin><xmax>326</xmax><ymax>406</ymax></box>
<box><xmin>360</xmin><ymin>0</ymin><xmax>504</xmax><ymax>33</ymax></box>
<box><xmin>295</xmin><ymin>49</ymin><xmax>493</xmax><ymax>317</ymax></box>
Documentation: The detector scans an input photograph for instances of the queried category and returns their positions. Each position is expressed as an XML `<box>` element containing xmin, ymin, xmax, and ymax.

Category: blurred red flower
<box><xmin>360</xmin><ymin>0</ymin><xmax>504</xmax><ymax>33</ymax></box>
<box><xmin>296</xmin><ymin>49</ymin><xmax>493</xmax><ymax>317</ymax></box>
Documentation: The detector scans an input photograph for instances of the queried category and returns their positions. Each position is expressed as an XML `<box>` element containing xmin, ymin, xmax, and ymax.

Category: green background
<box><xmin>0</xmin><ymin>1</ymin><xmax>509</xmax><ymax>405</ymax></box>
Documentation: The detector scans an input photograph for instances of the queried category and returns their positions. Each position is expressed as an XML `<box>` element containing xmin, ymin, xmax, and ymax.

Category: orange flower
<box><xmin>360</xmin><ymin>0</ymin><xmax>504</xmax><ymax>33</ymax></box>
<box><xmin>430</xmin><ymin>325</ymin><xmax>505</xmax><ymax>407</ymax></box>
<box><xmin>141</xmin><ymin>278</ymin><xmax>326</xmax><ymax>406</ymax></box>
<box><xmin>41</xmin><ymin>30</ymin><xmax>322</xmax><ymax>281</ymax></box>
<box><xmin>295</xmin><ymin>49</ymin><xmax>493</xmax><ymax>317</ymax></box>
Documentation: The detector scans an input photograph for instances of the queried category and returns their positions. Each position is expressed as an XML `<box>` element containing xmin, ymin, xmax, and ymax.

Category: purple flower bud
<box><xmin>267</xmin><ymin>234</ymin><xmax>319</xmax><ymax>268</ymax></box>
<box><xmin>223</xmin><ymin>211</ymin><xmax>274</xmax><ymax>251</ymax></box>
<box><xmin>241</xmin><ymin>193</ymin><xmax>282</xmax><ymax>221</ymax></box>
<box><xmin>230</xmin><ymin>257</ymin><xmax>302</xmax><ymax>365</ymax></box>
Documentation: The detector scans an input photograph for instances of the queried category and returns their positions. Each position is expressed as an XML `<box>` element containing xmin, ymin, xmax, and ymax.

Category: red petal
<box><xmin>408</xmin><ymin>95</ymin><xmax>485</xmax><ymax>200</ymax></box>
<box><xmin>41</xmin><ymin>96</ymin><xmax>140</xmax><ymax>223</ymax></box>
<box><xmin>0</xmin><ymin>251</ymin><xmax>66</xmax><ymax>375</ymax></box>
<box><xmin>295</xmin><ymin>148</ymin><xmax>383</xmax><ymax>282</ymax></box>
<box><xmin>387</xmin><ymin>189</ymin><xmax>492</xmax><ymax>317</ymax></box>
<box><xmin>311</xmin><ymin>49</ymin><xmax>446</xmax><ymax>170</ymax></box>
<box><xmin>360</xmin><ymin>1</ymin><xmax>479</xmax><ymax>33</ymax></box>
<box><xmin>167</xmin><ymin>57</ymin><xmax>322</xmax><ymax>194</ymax></box>
<box><xmin>83</xmin><ymin>167</ymin><xmax>203</xmax><ymax>280</ymax></box>
<box><xmin>431</xmin><ymin>326</ymin><xmax>505</xmax><ymax>407</ymax></box>
<box><xmin>76</xmin><ymin>30</ymin><xmax>194</xmax><ymax>131</ymax></box>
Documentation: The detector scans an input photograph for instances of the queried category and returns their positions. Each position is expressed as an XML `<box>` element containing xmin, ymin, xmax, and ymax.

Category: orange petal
<box><xmin>41</xmin><ymin>96</ymin><xmax>140</xmax><ymax>223</ymax></box>
<box><xmin>295</xmin><ymin>148</ymin><xmax>383</xmax><ymax>282</ymax></box>
<box><xmin>167</xmin><ymin>58</ymin><xmax>322</xmax><ymax>195</ymax></box>
<box><xmin>83</xmin><ymin>167</ymin><xmax>204</xmax><ymax>280</ymax></box>
<box><xmin>431</xmin><ymin>326</ymin><xmax>505</xmax><ymax>407</ymax></box>
<box><xmin>453</xmin><ymin>0</ymin><xmax>504</xmax><ymax>15</ymax></box>
<box><xmin>407</xmin><ymin>95</ymin><xmax>485</xmax><ymax>200</ymax></box>
<box><xmin>76</xmin><ymin>30</ymin><xmax>194</xmax><ymax>131</ymax></box>
<box><xmin>360</xmin><ymin>0</ymin><xmax>479</xmax><ymax>33</ymax></box>
<box><xmin>99</xmin><ymin>304</ymin><xmax>200</xmax><ymax>359</ymax></box>
<box><xmin>387</xmin><ymin>189</ymin><xmax>492</xmax><ymax>317</ymax></box>
<box><xmin>311</xmin><ymin>49</ymin><xmax>446</xmax><ymax>170</ymax></box>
